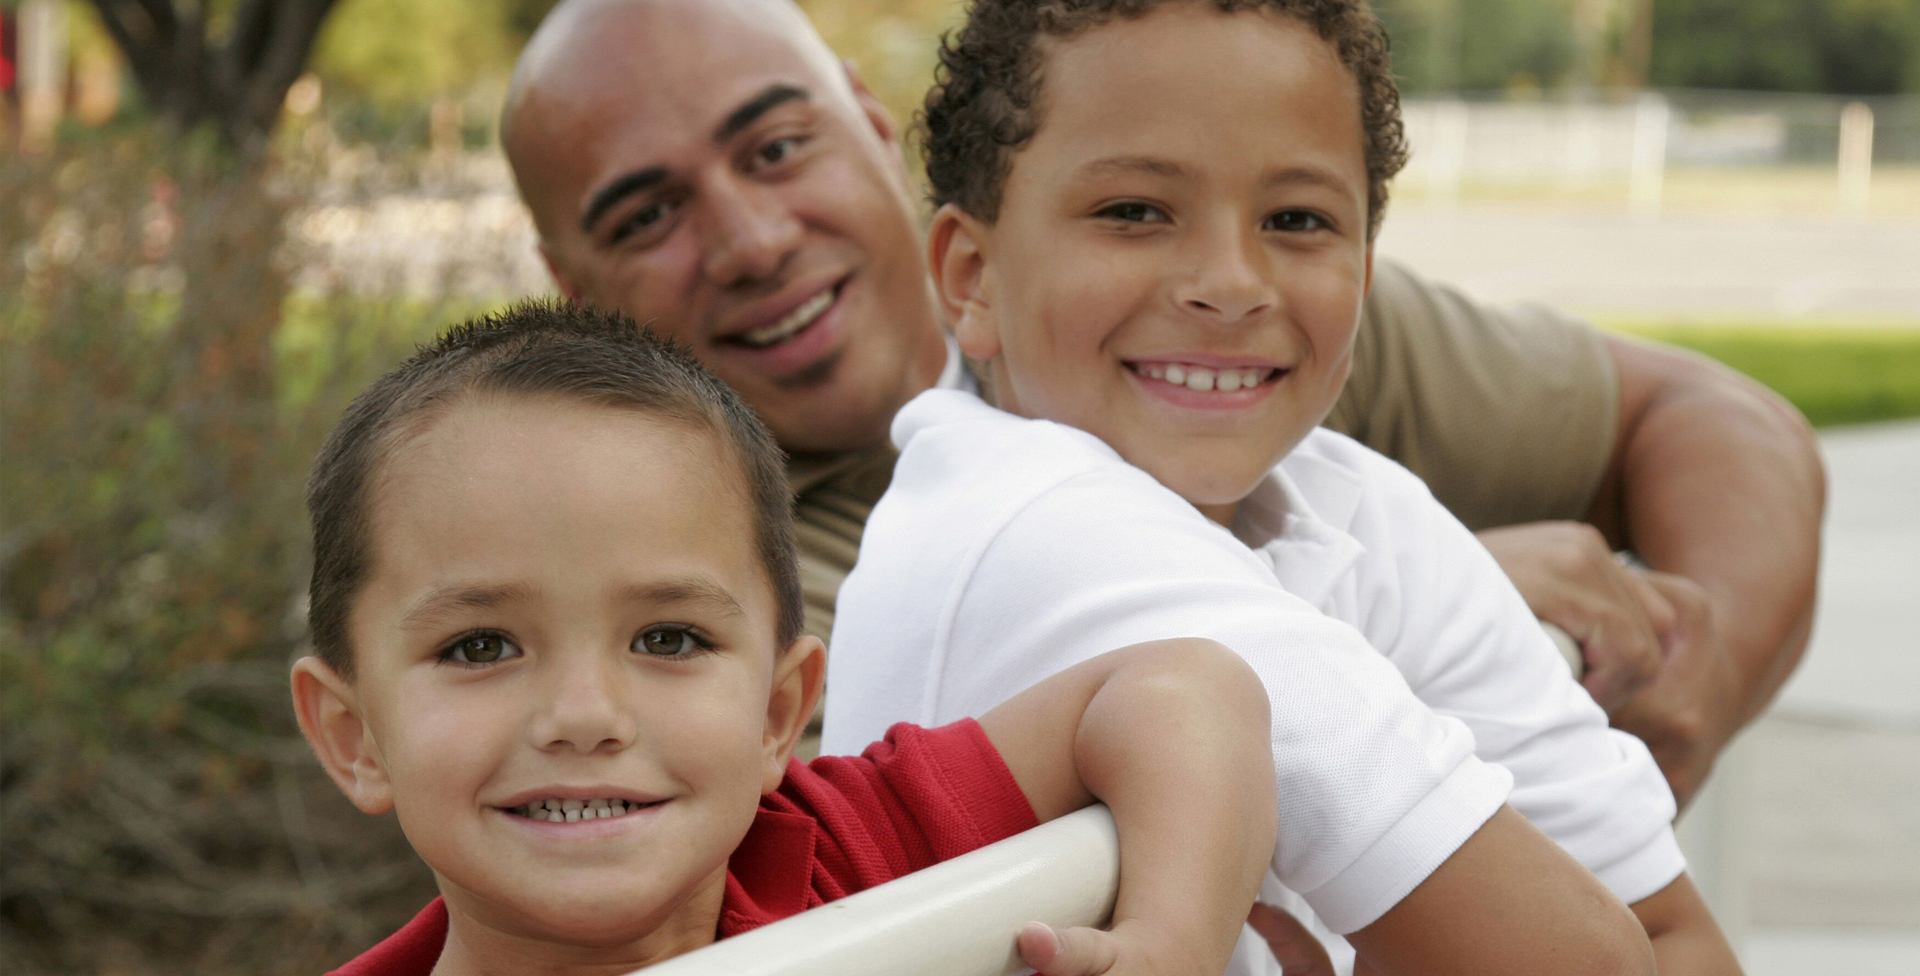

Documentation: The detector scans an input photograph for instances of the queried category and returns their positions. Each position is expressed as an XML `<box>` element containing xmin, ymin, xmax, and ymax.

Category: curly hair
<box><xmin>920</xmin><ymin>0</ymin><xmax>1408</xmax><ymax>240</ymax></box>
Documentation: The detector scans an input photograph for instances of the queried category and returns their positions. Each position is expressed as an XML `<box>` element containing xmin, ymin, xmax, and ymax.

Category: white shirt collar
<box><xmin>1232</xmin><ymin>440</ymin><xmax>1369</xmax><ymax>608</ymax></box>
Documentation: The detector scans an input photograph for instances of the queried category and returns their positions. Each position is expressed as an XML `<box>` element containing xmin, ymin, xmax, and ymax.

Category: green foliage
<box><xmin>311</xmin><ymin>0</ymin><xmax>524</xmax><ymax>105</ymax></box>
<box><xmin>1376</xmin><ymin>0</ymin><xmax>1579</xmax><ymax>93</ymax></box>
<box><xmin>1609</xmin><ymin>322</ymin><xmax>1920</xmax><ymax>427</ymax></box>
<box><xmin>0</xmin><ymin>134</ymin><xmax>456</xmax><ymax>972</ymax></box>
<box><xmin>1648</xmin><ymin>0</ymin><xmax>1920</xmax><ymax>95</ymax></box>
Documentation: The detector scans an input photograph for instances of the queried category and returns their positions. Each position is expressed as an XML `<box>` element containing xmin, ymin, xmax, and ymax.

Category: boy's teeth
<box><xmin>517</xmin><ymin>798</ymin><xmax>641</xmax><ymax>821</ymax></box>
<box><xmin>1133</xmin><ymin>362</ymin><xmax>1269</xmax><ymax>393</ymax></box>
<box><xmin>741</xmin><ymin>287</ymin><xmax>835</xmax><ymax>348</ymax></box>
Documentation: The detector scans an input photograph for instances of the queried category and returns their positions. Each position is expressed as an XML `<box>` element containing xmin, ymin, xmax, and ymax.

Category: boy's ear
<box><xmin>290</xmin><ymin>657</ymin><xmax>394</xmax><ymax>815</ymax></box>
<box><xmin>761</xmin><ymin>635</ymin><xmax>827</xmax><ymax>794</ymax></box>
<box><xmin>927</xmin><ymin>203</ymin><xmax>1001</xmax><ymax>363</ymax></box>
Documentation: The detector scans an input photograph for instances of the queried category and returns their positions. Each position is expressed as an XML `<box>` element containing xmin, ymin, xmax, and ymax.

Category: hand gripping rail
<box><xmin>639</xmin><ymin>804</ymin><xmax>1121</xmax><ymax>976</ymax></box>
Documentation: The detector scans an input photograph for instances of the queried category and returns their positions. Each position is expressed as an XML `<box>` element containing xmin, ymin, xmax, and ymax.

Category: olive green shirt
<box><xmin>788</xmin><ymin>258</ymin><xmax>1619</xmax><ymax>643</ymax></box>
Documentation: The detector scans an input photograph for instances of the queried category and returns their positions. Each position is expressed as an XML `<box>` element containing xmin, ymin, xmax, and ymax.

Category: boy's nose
<box><xmin>700</xmin><ymin>174</ymin><xmax>803</xmax><ymax>288</ymax></box>
<box><xmin>1176</xmin><ymin>235</ymin><xmax>1277</xmax><ymax>326</ymax></box>
<box><xmin>532</xmin><ymin>654</ymin><xmax>638</xmax><ymax>754</ymax></box>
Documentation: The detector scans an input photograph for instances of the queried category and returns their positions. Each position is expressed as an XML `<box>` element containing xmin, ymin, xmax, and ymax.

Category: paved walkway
<box><xmin>1375</xmin><ymin>211</ymin><xmax>1920</xmax><ymax>319</ymax></box>
<box><xmin>1680</xmin><ymin>420</ymin><xmax>1920</xmax><ymax>974</ymax></box>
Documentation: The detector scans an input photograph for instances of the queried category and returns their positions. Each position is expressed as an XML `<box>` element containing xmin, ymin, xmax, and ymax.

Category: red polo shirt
<box><xmin>329</xmin><ymin>720</ymin><xmax>1038</xmax><ymax>975</ymax></box>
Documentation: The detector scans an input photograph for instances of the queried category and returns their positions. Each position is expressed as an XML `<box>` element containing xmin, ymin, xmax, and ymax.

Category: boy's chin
<box><xmin>500</xmin><ymin>888</ymin><xmax>692</xmax><ymax>950</ymax></box>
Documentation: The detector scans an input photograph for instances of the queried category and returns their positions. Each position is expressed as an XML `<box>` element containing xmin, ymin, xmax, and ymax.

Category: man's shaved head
<box><xmin>504</xmin><ymin>0</ymin><xmax>842</xmax><ymax>230</ymax></box>
<box><xmin>500</xmin><ymin>0</ymin><xmax>946</xmax><ymax>455</ymax></box>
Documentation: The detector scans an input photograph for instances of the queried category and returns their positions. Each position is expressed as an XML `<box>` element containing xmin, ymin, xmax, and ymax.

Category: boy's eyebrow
<box><xmin>624</xmin><ymin>576</ymin><xmax>747</xmax><ymax>620</ymax></box>
<box><xmin>1260</xmin><ymin>164</ymin><xmax>1357</xmax><ymax>195</ymax></box>
<box><xmin>1073</xmin><ymin>155</ymin><xmax>1192</xmax><ymax>182</ymax></box>
<box><xmin>400</xmin><ymin>581</ymin><xmax>537</xmax><ymax>631</ymax></box>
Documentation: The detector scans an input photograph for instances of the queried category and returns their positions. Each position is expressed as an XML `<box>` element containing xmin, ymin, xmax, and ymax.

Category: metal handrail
<box><xmin>640</xmin><ymin>805</ymin><xmax>1120</xmax><ymax>976</ymax></box>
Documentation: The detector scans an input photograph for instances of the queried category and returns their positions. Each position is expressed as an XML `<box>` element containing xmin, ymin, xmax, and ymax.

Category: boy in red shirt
<box><xmin>289</xmin><ymin>302</ymin><xmax>1278</xmax><ymax>976</ymax></box>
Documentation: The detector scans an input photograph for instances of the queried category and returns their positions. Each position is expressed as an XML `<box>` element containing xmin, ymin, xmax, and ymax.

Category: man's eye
<box><xmin>1095</xmin><ymin>201</ymin><xmax>1169</xmax><ymax>224</ymax></box>
<box><xmin>1266</xmin><ymin>210</ymin><xmax>1329</xmax><ymax>233</ymax></box>
<box><xmin>441</xmin><ymin>631</ymin><xmax>520</xmax><ymax>666</ymax></box>
<box><xmin>756</xmin><ymin>136</ymin><xmax>803</xmax><ymax>167</ymax></box>
<box><xmin>610</xmin><ymin>200</ymin><xmax>675</xmax><ymax>245</ymax></box>
<box><xmin>633</xmin><ymin>625</ymin><xmax>712</xmax><ymax>659</ymax></box>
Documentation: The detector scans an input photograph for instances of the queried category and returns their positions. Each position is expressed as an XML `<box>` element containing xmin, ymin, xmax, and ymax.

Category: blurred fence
<box><xmin>1399</xmin><ymin>90</ymin><xmax>1920</xmax><ymax>214</ymax></box>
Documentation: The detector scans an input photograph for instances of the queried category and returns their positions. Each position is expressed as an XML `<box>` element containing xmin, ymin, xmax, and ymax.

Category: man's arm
<box><xmin>977</xmin><ymin>639</ymin><xmax>1277</xmax><ymax>976</ymax></box>
<box><xmin>1337</xmin><ymin>260</ymin><xmax>1824</xmax><ymax>806</ymax></box>
<box><xmin>1582</xmin><ymin>332</ymin><xmax>1825</xmax><ymax>805</ymax></box>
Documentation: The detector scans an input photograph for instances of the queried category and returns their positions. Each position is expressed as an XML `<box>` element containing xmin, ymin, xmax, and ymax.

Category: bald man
<box><xmin>499</xmin><ymin>0</ymin><xmax>1822</xmax><ymax>808</ymax></box>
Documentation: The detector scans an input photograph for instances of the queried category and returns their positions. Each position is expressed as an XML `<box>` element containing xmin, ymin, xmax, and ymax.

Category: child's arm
<box><xmin>1633</xmin><ymin>875</ymin><xmax>1743</xmax><ymax>975</ymax></box>
<box><xmin>974</xmin><ymin>638</ymin><xmax>1276</xmax><ymax>976</ymax></box>
<box><xmin>1346</xmin><ymin>805</ymin><xmax>1655</xmax><ymax>976</ymax></box>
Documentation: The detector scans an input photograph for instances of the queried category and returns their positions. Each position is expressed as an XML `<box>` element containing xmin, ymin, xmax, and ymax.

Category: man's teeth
<box><xmin>513</xmin><ymin>798</ymin><xmax>649</xmax><ymax>822</ymax></box>
<box><xmin>740</xmin><ymin>288</ymin><xmax>835</xmax><ymax>348</ymax></box>
<box><xmin>1131</xmin><ymin>362</ymin><xmax>1273</xmax><ymax>393</ymax></box>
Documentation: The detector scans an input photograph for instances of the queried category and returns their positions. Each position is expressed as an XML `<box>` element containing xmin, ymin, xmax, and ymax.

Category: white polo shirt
<box><xmin>822</xmin><ymin>390</ymin><xmax>1683</xmax><ymax>953</ymax></box>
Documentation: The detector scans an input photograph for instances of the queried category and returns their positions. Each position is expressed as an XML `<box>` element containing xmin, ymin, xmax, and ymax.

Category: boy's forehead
<box><xmin>360</xmin><ymin>396</ymin><xmax>774</xmax><ymax>627</ymax></box>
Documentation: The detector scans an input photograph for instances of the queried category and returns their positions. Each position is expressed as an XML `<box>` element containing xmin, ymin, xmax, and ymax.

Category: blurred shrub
<box><xmin>0</xmin><ymin>133</ymin><xmax>494</xmax><ymax>972</ymax></box>
<box><xmin>1609</xmin><ymin>322</ymin><xmax>1920</xmax><ymax>428</ymax></box>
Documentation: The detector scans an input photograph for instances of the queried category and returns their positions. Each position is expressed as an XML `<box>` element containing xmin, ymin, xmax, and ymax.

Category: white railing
<box><xmin>642</xmin><ymin>804</ymin><xmax>1120</xmax><ymax>976</ymax></box>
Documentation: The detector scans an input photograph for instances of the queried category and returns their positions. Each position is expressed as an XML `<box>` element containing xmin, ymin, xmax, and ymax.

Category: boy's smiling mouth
<box><xmin>1127</xmin><ymin>359</ymin><xmax>1280</xmax><ymax>394</ymax></box>
<box><xmin>497</xmin><ymin>788</ymin><xmax>670</xmax><ymax>824</ymax></box>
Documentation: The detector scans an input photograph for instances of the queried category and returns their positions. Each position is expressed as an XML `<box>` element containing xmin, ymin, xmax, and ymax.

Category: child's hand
<box><xmin>1016</xmin><ymin>920</ymin><xmax>1194</xmax><ymax>976</ymax></box>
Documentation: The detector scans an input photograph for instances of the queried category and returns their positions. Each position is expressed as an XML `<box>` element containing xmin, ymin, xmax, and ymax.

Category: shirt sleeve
<box><xmin>1342</xmin><ymin>452</ymin><xmax>1686</xmax><ymax>904</ymax></box>
<box><xmin>937</xmin><ymin>470</ymin><xmax>1513</xmax><ymax>934</ymax></box>
<box><xmin>792</xmin><ymin>720</ymin><xmax>1040</xmax><ymax>886</ymax></box>
<box><xmin>1325</xmin><ymin>258</ymin><xmax>1620</xmax><ymax>531</ymax></box>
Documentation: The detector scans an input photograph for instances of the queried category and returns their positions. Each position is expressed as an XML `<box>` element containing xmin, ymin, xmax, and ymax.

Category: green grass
<box><xmin>1599</xmin><ymin>320</ymin><xmax>1920</xmax><ymax>429</ymax></box>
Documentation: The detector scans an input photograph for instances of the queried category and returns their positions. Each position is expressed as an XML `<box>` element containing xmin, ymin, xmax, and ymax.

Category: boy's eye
<box><xmin>633</xmin><ymin>625</ymin><xmax>712</xmax><ymax>659</ymax></box>
<box><xmin>441</xmin><ymin>631</ymin><xmax>520</xmax><ymax>666</ymax></box>
<box><xmin>1265</xmin><ymin>209</ymin><xmax>1329</xmax><ymax>233</ymax></box>
<box><xmin>1094</xmin><ymin>201</ymin><xmax>1169</xmax><ymax>224</ymax></box>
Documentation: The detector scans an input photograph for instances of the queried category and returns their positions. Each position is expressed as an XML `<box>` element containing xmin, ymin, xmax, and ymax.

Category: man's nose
<box><xmin>531</xmin><ymin>651</ymin><xmax>637</xmax><ymax>755</ymax></box>
<box><xmin>699</xmin><ymin>174</ymin><xmax>802</xmax><ymax>288</ymax></box>
<box><xmin>1175</xmin><ymin>224</ymin><xmax>1277</xmax><ymax>325</ymax></box>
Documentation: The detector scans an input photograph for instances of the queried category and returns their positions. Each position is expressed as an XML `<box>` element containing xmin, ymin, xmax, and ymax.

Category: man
<box><xmin>499</xmin><ymin>0</ymin><xmax>1822</xmax><ymax>808</ymax></box>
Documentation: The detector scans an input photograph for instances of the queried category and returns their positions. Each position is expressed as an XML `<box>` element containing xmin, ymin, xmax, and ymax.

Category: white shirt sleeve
<box><xmin>856</xmin><ymin>458</ymin><xmax>1510</xmax><ymax>933</ymax></box>
<box><xmin>1338</xmin><ymin>446</ymin><xmax>1685</xmax><ymax>905</ymax></box>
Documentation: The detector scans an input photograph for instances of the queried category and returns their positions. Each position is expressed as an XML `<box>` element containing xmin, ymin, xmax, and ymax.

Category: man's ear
<box><xmin>927</xmin><ymin>204</ymin><xmax>1001</xmax><ymax>363</ymax></box>
<box><xmin>290</xmin><ymin>657</ymin><xmax>394</xmax><ymax>815</ymax></box>
<box><xmin>761</xmin><ymin>635</ymin><xmax>827</xmax><ymax>794</ymax></box>
<box><xmin>842</xmin><ymin>59</ymin><xmax>897</xmax><ymax>147</ymax></box>
<box><xmin>539</xmin><ymin>243</ymin><xmax>585</xmax><ymax>304</ymax></box>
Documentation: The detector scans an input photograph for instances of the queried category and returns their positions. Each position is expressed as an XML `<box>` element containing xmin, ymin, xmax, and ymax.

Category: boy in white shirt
<box><xmin>821</xmin><ymin>1</ymin><xmax>1739</xmax><ymax>973</ymax></box>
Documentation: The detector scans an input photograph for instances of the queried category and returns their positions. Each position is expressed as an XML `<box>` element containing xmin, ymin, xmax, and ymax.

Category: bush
<box><xmin>0</xmin><ymin>133</ymin><xmax>489</xmax><ymax>973</ymax></box>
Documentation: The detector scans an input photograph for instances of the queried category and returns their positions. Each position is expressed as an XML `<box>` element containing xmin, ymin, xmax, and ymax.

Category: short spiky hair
<box><xmin>921</xmin><ymin>0</ymin><xmax>1408</xmax><ymax>239</ymax></box>
<box><xmin>305</xmin><ymin>299</ymin><xmax>801</xmax><ymax>678</ymax></box>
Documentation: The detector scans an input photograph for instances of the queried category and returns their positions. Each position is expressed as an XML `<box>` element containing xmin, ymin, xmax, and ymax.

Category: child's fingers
<box><xmin>1246</xmin><ymin>902</ymin><xmax>1336</xmax><ymax>976</ymax></box>
<box><xmin>1016</xmin><ymin>921</ymin><xmax>1121</xmax><ymax>976</ymax></box>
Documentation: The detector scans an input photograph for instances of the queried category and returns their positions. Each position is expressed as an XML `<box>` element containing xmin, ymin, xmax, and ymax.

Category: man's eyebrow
<box><xmin>713</xmin><ymin>83</ymin><xmax>809</xmax><ymax>144</ymax></box>
<box><xmin>623</xmin><ymin>576</ymin><xmax>748</xmax><ymax>620</ymax></box>
<box><xmin>580</xmin><ymin>165</ymin><xmax>670</xmax><ymax>236</ymax></box>
<box><xmin>1073</xmin><ymin>155</ymin><xmax>1193</xmax><ymax>182</ymax></box>
<box><xmin>400</xmin><ymin>581</ymin><xmax>536</xmax><ymax>631</ymax></box>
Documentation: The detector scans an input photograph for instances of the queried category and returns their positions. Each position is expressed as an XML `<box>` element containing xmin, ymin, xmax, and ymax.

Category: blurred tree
<box><xmin>1649</xmin><ymin>0</ymin><xmax>1920</xmax><ymax>94</ymax></box>
<box><xmin>1376</xmin><ymin>0</ymin><xmax>1579</xmax><ymax>93</ymax></box>
<box><xmin>311</xmin><ymin>0</ymin><xmax>546</xmax><ymax>108</ymax></box>
<box><xmin>85</xmin><ymin>0</ymin><xmax>341</xmax><ymax>150</ymax></box>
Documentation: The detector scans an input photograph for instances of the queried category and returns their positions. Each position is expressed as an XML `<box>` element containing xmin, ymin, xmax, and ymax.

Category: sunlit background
<box><xmin>2</xmin><ymin>1</ymin><xmax>1915</xmax><ymax>973</ymax></box>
